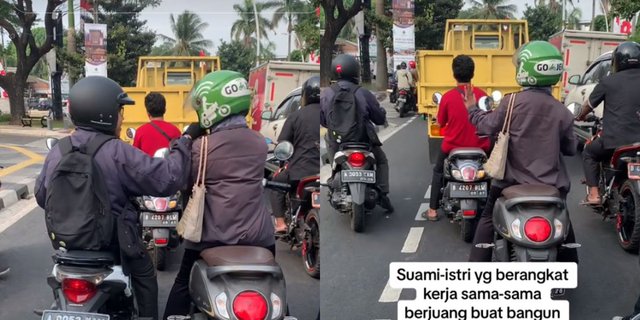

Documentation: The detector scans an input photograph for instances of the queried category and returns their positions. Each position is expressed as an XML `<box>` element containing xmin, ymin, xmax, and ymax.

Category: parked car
<box><xmin>259</xmin><ymin>87</ymin><xmax>302</xmax><ymax>147</ymax></box>
<box><xmin>565</xmin><ymin>51</ymin><xmax>612</xmax><ymax>144</ymax></box>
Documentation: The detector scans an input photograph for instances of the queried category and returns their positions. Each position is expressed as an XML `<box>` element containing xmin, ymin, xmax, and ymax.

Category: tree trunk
<box><xmin>375</xmin><ymin>0</ymin><xmax>387</xmax><ymax>91</ymax></box>
<box><xmin>320</xmin><ymin>27</ymin><xmax>338</xmax><ymax>87</ymax></box>
<box><xmin>287</xmin><ymin>17</ymin><xmax>292</xmax><ymax>59</ymax></box>
<box><xmin>5</xmin><ymin>74</ymin><xmax>26</xmax><ymax>125</ymax></box>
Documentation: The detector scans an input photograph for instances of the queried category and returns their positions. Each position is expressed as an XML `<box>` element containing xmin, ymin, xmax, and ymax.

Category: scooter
<box><xmin>40</xmin><ymin>137</ymin><xmax>146</xmax><ymax>320</ymax></box>
<box><xmin>185</xmin><ymin>177</ymin><xmax>298</xmax><ymax>320</ymax></box>
<box><xmin>395</xmin><ymin>88</ymin><xmax>415</xmax><ymax>118</ymax></box>
<box><xmin>268</xmin><ymin>141</ymin><xmax>321</xmax><ymax>279</ymax></box>
<box><xmin>126</xmin><ymin>128</ymin><xmax>181</xmax><ymax>271</ymax></box>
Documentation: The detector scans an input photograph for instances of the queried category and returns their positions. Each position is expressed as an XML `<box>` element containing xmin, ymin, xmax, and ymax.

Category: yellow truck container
<box><xmin>120</xmin><ymin>56</ymin><xmax>221</xmax><ymax>142</ymax></box>
<box><xmin>417</xmin><ymin>19</ymin><xmax>561</xmax><ymax>164</ymax></box>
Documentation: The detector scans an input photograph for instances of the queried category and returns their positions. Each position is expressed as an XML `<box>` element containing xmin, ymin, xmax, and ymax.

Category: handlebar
<box><xmin>263</xmin><ymin>180</ymin><xmax>291</xmax><ymax>192</ymax></box>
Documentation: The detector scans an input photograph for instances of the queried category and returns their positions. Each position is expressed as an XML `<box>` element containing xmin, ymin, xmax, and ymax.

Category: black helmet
<box><xmin>301</xmin><ymin>75</ymin><xmax>320</xmax><ymax>106</ymax></box>
<box><xmin>400</xmin><ymin>62</ymin><xmax>407</xmax><ymax>69</ymax></box>
<box><xmin>68</xmin><ymin>76</ymin><xmax>134</xmax><ymax>135</ymax></box>
<box><xmin>613</xmin><ymin>41</ymin><xmax>640</xmax><ymax>73</ymax></box>
<box><xmin>331</xmin><ymin>54</ymin><xmax>360</xmax><ymax>84</ymax></box>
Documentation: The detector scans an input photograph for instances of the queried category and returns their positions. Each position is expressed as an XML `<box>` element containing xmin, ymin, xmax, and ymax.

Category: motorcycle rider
<box><xmin>463</xmin><ymin>41</ymin><xmax>579</xmax><ymax>264</ymax></box>
<box><xmin>396</xmin><ymin>61</ymin><xmax>415</xmax><ymax>110</ymax></box>
<box><xmin>132</xmin><ymin>92</ymin><xmax>181</xmax><ymax>156</ymax></box>
<box><xmin>35</xmin><ymin>76</ymin><xmax>200</xmax><ymax>319</ymax></box>
<box><xmin>577</xmin><ymin>41</ymin><xmax>640</xmax><ymax>205</ymax></box>
<box><xmin>163</xmin><ymin>70</ymin><xmax>277</xmax><ymax>319</ymax></box>
<box><xmin>422</xmin><ymin>55</ymin><xmax>491</xmax><ymax>221</ymax></box>
<box><xmin>320</xmin><ymin>54</ymin><xmax>394</xmax><ymax>213</ymax></box>
<box><xmin>270</xmin><ymin>75</ymin><xmax>321</xmax><ymax>234</ymax></box>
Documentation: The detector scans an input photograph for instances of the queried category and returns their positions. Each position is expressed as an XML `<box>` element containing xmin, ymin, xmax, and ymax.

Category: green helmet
<box><xmin>185</xmin><ymin>70</ymin><xmax>251</xmax><ymax>128</ymax></box>
<box><xmin>514</xmin><ymin>41</ymin><xmax>564</xmax><ymax>87</ymax></box>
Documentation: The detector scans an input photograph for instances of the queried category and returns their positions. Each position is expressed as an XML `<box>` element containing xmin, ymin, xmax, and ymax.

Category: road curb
<box><xmin>0</xmin><ymin>179</ymin><xmax>35</xmax><ymax>211</ymax></box>
<box><xmin>0</xmin><ymin>127</ymin><xmax>71</xmax><ymax>138</ymax></box>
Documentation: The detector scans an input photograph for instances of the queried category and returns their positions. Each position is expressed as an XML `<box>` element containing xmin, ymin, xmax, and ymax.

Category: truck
<box><xmin>548</xmin><ymin>29</ymin><xmax>627</xmax><ymax>101</ymax></box>
<box><xmin>247</xmin><ymin>61</ymin><xmax>320</xmax><ymax>132</ymax></box>
<box><xmin>120</xmin><ymin>56</ymin><xmax>221</xmax><ymax>142</ymax></box>
<box><xmin>417</xmin><ymin>19</ymin><xmax>561</xmax><ymax>164</ymax></box>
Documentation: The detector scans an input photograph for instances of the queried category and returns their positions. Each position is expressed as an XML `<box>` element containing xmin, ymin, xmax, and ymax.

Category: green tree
<box><xmin>523</xmin><ymin>4</ymin><xmax>561</xmax><ymax>41</ymax></box>
<box><xmin>217</xmin><ymin>39</ymin><xmax>256</xmax><ymax>78</ymax></box>
<box><xmin>159</xmin><ymin>11</ymin><xmax>213</xmax><ymax>56</ymax></box>
<box><xmin>0</xmin><ymin>0</ymin><xmax>65</xmax><ymax>124</ymax></box>
<box><xmin>231</xmin><ymin>0</ymin><xmax>280</xmax><ymax>47</ymax></box>
<box><xmin>610</xmin><ymin>0</ymin><xmax>640</xmax><ymax>20</ymax></box>
<box><xmin>293</xmin><ymin>10</ymin><xmax>320</xmax><ymax>57</ymax></box>
<box><xmin>415</xmin><ymin>0</ymin><xmax>464</xmax><ymax>49</ymax></box>
<box><xmin>567</xmin><ymin>7</ymin><xmax>582</xmax><ymax>29</ymax></box>
<box><xmin>593</xmin><ymin>15</ymin><xmax>608</xmax><ymax>31</ymax></box>
<box><xmin>272</xmin><ymin>0</ymin><xmax>310</xmax><ymax>58</ymax></box>
<box><xmin>320</xmin><ymin>0</ymin><xmax>363</xmax><ymax>85</ymax></box>
<box><xmin>467</xmin><ymin>0</ymin><xmax>517</xmax><ymax>19</ymax></box>
<box><xmin>150</xmin><ymin>42</ymin><xmax>174</xmax><ymax>56</ymax></box>
<box><xmin>288</xmin><ymin>49</ymin><xmax>304</xmax><ymax>61</ymax></box>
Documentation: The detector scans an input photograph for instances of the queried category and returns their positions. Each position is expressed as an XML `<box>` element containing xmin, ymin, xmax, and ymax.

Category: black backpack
<box><xmin>45</xmin><ymin>134</ymin><xmax>115</xmax><ymax>251</ymax></box>
<box><xmin>326</xmin><ymin>83</ymin><xmax>367</xmax><ymax>144</ymax></box>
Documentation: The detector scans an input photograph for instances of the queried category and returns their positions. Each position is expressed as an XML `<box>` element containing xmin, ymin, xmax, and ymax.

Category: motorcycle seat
<box><xmin>54</xmin><ymin>250</ymin><xmax>116</xmax><ymax>267</ymax></box>
<box><xmin>339</xmin><ymin>142</ymin><xmax>371</xmax><ymax>151</ymax></box>
<box><xmin>502</xmin><ymin>184</ymin><xmax>560</xmax><ymax>200</ymax></box>
<box><xmin>448</xmin><ymin>148</ymin><xmax>486</xmax><ymax>159</ymax></box>
<box><xmin>201</xmin><ymin>246</ymin><xmax>276</xmax><ymax>267</ymax></box>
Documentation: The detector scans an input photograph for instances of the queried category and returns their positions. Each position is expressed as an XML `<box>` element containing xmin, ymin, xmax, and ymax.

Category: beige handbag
<box><xmin>484</xmin><ymin>93</ymin><xmax>517</xmax><ymax>180</ymax></box>
<box><xmin>177</xmin><ymin>136</ymin><xmax>208</xmax><ymax>243</ymax></box>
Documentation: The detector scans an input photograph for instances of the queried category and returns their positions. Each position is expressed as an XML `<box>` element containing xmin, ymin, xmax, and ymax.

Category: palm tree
<box><xmin>468</xmin><ymin>0</ymin><xmax>517</xmax><ymax>19</ymax></box>
<box><xmin>272</xmin><ymin>0</ymin><xmax>311</xmax><ymax>58</ymax></box>
<box><xmin>160</xmin><ymin>11</ymin><xmax>213</xmax><ymax>56</ymax></box>
<box><xmin>567</xmin><ymin>7</ymin><xmax>582</xmax><ymax>29</ymax></box>
<box><xmin>231</xmin><ymin>0</ymin><xmax>280</xmax><ymax>48</ymax></box>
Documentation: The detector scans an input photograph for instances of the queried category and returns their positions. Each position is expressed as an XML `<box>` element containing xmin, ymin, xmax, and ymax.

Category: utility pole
<box><xmin>253</xmin><ymin>0</ymin><xmax>261</xmax><ymax>66</ymax></box>
<box><xmin>360</xmin><ymin>0</ymin><xmax>371</xmax><ymax>85</ymax></box>
<box><xmin>375</xmin><ymin>0</ymin><xmax>387</xmax><ymax>91</ymax></box>
<box><xmin>51</xmin><ymin>10</ymin><xmax>64</xmax><ymax>121</ymax></box>
<box><xmin>591</xmin><ymin>0</ymin><xmax>596</xmax><ymax>30</ymax></box>
<box><xmin>67</xmin><ymin>0</ymin><xmax>75</xmax><ymax>86</ymax></box>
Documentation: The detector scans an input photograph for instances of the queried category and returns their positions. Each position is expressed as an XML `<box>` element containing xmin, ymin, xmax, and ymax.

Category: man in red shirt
<box><xmin>132</xmin><ymin>92</ymin><xmax>182</xmax><ymax>156</ymax></box>
<box><xmin>423</xmin><ymin>55</ymin><xmax>490</xmax><ymax>220</ymax></box>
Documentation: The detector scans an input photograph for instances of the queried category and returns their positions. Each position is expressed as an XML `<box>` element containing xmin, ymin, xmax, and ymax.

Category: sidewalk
<box><xmin>0</xmin><ymin>125</ymin><xmax>72</xmax><ymax>138</ymax></box>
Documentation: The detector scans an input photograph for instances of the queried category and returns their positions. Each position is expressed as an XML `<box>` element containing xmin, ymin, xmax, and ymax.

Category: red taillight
<box><xmin>233</xmin><ymin>291</ymin><xmax>268</xmax><ymax>320</ymax></box>
<box><xmin>399</xmin><ymin>90</ymin><xmax>407</xmax><ymax>95</ymax></box>
<box><xmin>524</xmin><ymin>217</ymin><xmax>552</xmax><ymax>242</ymax></box>
<box><xmin>348</xmin><ymin>152</ymin><xmax>366</xmax><ymax>167</ymax></box>
<box><xmin>463</xmin><ymin>210</ymin><xmax>476</xmax><ymax>217</ymax></box>
<box><xmin>155</xmin><ymin>238</ymin><xmax>168</xmax><ymax>245</ymax></box>
<box><xmin>154</xmin><ymin>198</ymin><xmax>168</xmax><ymax>212</ymax></box>
<box><xmin>62</xmin><ymin>278</ymin><xmax>97</xmax><ymax>304</ymax></box>
<box><xmin>461</xmin><ymin>166</ymin><xmax>477</xmax><ymax>181</ymax></box>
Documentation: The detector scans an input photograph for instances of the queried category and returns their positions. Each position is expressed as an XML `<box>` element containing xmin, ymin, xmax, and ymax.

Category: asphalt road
<box><xmin>0</xmin><ymin>133</ymin><xmax>319</xmax><ymax>320</ymax></box>
<box><xmin>320</xmin><ymin>113</ymin><xmax>640</xmax><ymax>319</ymax></box>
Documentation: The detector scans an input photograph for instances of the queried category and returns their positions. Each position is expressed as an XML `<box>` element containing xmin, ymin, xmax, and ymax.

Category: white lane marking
<box><xmin>379</xmin><ymin>115</ymin><xmax>418</xmax><ymax>143</ymax></box>
<box><xmin>424</xmin><ymin>185</ymin><xmax>431</xmax><ymax>199</ymax></box>
<box><xmin>378</xmin><ymin>279</ymin><xmax>403</xmax><ymax>302</ymax></box>
<box><xmin>401</xmin><ymin>227</ymin><xmax>424</xmax><ymax>253</ymax></box>
<box><xmin>415</xmin><ymin>203</ymin><xmax>429</xmax><ymax>221</ymax></box>
<box><xmin>0</xmin><ymin>198</ymin><xmax>38</xmax><ymax>234</ymax></box>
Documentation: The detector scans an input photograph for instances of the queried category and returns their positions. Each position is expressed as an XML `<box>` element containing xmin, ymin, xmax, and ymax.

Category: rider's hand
<box><xmin>461</xmin><ymin>84</ymin><xmax>477</xmax><ymax>110</ymax></box>
<box><xmin>183</xmin><ymin>122</ymin><xmax>207</xmax><ymax>140</ymax></box>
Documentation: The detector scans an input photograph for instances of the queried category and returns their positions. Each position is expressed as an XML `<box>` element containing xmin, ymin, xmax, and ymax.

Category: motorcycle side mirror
<box><xmin>432</xmin><ymin>92</ymin><xmax>442</xmax><ymax>105</ymax></box>
<box><xmin>491</xmin><ymin>90</ymin><xmax>503</xmax><ymax>103</ymax></box>
<box><xmin>478</xmin><ymin>96</ymin><xmax>494</xmax><ymax>112</ymax></box>
<box><xmin>126</xmin><ymin>128</ymin><xmax>136</xmax><ymax>140</ymax></box>
<box><xmin>153</xmin><ymin>147</ymin><xmax>169</xmax><ymax>158</ymax></box>
<box><xmin>182</xmin><ymin>125</ymin><xmax>190</xmax><ymax>135</ymax></box>
<box><xmin>45</xmin><ymin>137</ymin><xmax>59</xmax><ymax>150</ymax></box>
<box><xmin>274</xmin><ymin>141</ymin><xmax>294</xmax><ymax>161</ymax></box>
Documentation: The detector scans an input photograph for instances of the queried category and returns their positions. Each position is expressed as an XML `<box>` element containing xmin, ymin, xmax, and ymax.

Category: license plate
<box><xmin>398</xmin><ymin>98</ymin><xmax>406</xmax><ymax>102</ymax></box>
<box><xmin>629</xmin><ymin>163</ymin><xmax>640</xmax><ymax>180</ymax></box>
<box><xmin>341</xmin><ymin>170</ymin><xmax>376</xmax><ymax>183</ymax></box>
<box><xmin>311</xmin><ymin>191</ymin><xmax>321</xmax><ymax>208</ymax></box>
<box><xmin>142</xmin><ymin>212</ymin><xmax>179</xmax><ymax>228</ymax></box>
<box><xmin>449</xmin><ymin>182</ymin><xmax>488</xmax><ymax>198</ymax></box>
<box><xmin>41</xmin><ymin>310</ymin><xmax>109</xmax><ymax>320</ymax></box>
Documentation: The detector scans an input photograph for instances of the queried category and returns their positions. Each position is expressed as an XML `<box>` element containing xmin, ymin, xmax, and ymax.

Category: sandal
<box><xmin>580</xmin><ymin>196</ymin><xmax>602</xmax><ymax>206</ymax></box>
<box><xmin>421</xmin><ymin>210</ymin><xmax>440</xmax><ymax>221</ymax></box>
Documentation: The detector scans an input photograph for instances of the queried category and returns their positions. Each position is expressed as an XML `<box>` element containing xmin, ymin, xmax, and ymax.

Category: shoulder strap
<box><xmin>149</xmin><ymin>121</ymin><xmax>172</xmax><ymax>142</ymax></box>
<box><xmin>83</xmin><ymin>134</ymin><xmax>115</xmax><ymax>157</ymax></box>
<box><xmin>58</xmin><ymin>137</ymin><xmax>75</xmax><ymax>155</ymax></box>
<box><xmin>502</xmin><ymin>93</ymin><xmax>517</xmax><ymax>134</ymax></box>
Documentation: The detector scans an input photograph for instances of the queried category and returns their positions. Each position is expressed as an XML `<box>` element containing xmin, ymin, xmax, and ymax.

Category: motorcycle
<box><xmin>387</xmin><ymin>76</ymin><xmax>398</xmax><ymax>104</ymax></box>
<box><xmin>41</xmin><ymin>137</ymin><xmax>146</xmax><ymax>320</ymax></box>
<box><xmin>185</xmin><ymin>177</ymin><xmax>298</xmax><ymax>320</ymax></box>
<box><xmin>580</xmin><ymin>114</ymin><xmax>640</xmax><ymax>252</ymax></box>
<box><xmin>441</xmin><ymin>148</ymin><xmax>489</xmax><ymax>242</ymax></box>
<box><xmin>327</xmin><ymin>142</ymin><xmax>379</xmax><ymax>233</ymax></box>
<box><xmin>268</xmin><ymin>141</ymin><xmax>321</xmax><ymax>279</ymax></box>
<box><xmin>126</xmin><ymin>127</ymin><xmax>182</xmax><ymax>271</ymax></box>
<box><xmin>477</xmin><ymin>184</ymin><xmax>580</xmax><ymax>262</ymax></box>
<box><xmin>395</xmin><ymin>88</ymin><xmax>415</xmax><ymax>118</ymax></box>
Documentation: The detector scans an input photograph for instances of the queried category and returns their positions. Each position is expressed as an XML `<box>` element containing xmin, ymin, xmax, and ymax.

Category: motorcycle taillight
<box><xmin>348</xmin><ymin>152</ymin><xmax>366</xmax><ymax>167</ymax></box>
<box><xmin>399</xmin><ymin>90</ymin><xmax>407</xmax><ymax>95</ymax></box>
<box><xmin>153</xmin><ymin>198</ymin><xmax>168</xmax><ymax>212</ymax></box>
<box><xmin>524</xmin><ymin>217</ymin><xmax>552</xmax><ymax>242</ymax></box>
<box><xmin>62</xmin><ymin>278</ymin><xmax>97</xmax><ymax>304</ymax></box>
<box><xmin>233</xmin><ymin>291</ymin><xmax>268</xmax><ymax>320</ymax></box>
<box><xmin>461</xmin><ymin>166</ymin><xmax>477</xmax><ymax>182</ymax></box>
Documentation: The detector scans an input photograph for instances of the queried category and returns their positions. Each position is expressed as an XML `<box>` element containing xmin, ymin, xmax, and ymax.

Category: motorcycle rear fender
<box><xmin>48</xmin><ymin>276</ymin><xmax>126</xmax><ymax>313</ymax></box>
<box><xmin>348</xmin><ymin>183</ymin><xmax>368</xmax><ymax>205</ymax></box>
<box><xmin>459</xmin><ymin>199</ymin><xmax>478</xmax><ymax>219</ymax></box>
<box><xmin>492</xmin><ymin>196</ymin><xmax>569</xmax><ymax>249</ymax></box>
<box><xmin>510</xmin><ymin>244</ymin><xmax>559</xmax><ymax>262</ymax></box>
<box><xmin>152</xmin><ymin>228</ymin><xmax>170</xmax><ymax>248</ymax></box>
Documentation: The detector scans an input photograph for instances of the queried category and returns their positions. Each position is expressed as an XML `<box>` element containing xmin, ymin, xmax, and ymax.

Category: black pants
<box><xmin>326</xmin><ymin>142</ymin><xmax>390</xmax><ymax>194</ymax></box>
<box><xmin>163</xmin><ymin>244</ymin><xmax>276</xmax><ymax>319</ymax></box>
<box><xmin>429</xmin><ymin>150</ymin><xmax>448</xmax><ymax>210</ymax></box>
<box><xmin>469</xmin><ymin>186</ymin><xmax>579</xmax><ymax>263</ymax></box>
<box><xmin>121</xmin><ymin>246</ymin><xmax>158</xmax><ymax>319</ymax></box>
<box><xmin>583</xmin><ymin>137</ymin><xmax>614</xmax><ymax>187</ymax></box>
<box><xmin>269</xmin><ymin>169</ymin><xmax>299</xmax><ymax>218</ymax></box>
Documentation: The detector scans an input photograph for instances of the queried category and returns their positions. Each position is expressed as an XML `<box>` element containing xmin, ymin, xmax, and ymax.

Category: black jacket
<box><xmin>278</xmin><ymin>102</ymin><xmax>321</xmax><ymax>180</ymax></box>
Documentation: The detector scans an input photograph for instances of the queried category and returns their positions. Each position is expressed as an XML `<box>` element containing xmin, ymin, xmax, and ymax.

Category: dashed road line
<box><xmin>379</xmin><ymin>116</ymin><xmax>418</xmax><ymax>143</ymax></box>
<box><xmin>424</xmin><ymin>185</ymin><xmax>431</xmax><ymax>199</ymax></box>
<box><xmin>401</xmin><ymin>227</ymin><xmax>424</xmax><ymax>253</ymax></box>
<box><xmin>378</xmin><ymin>279</ymin><xmax>403</xmax><ymax>303</ymax></box>
<box><xmin>415</xmin><ymin>203</ymin><xmax>429</xmax><ymax>221</ymax></box>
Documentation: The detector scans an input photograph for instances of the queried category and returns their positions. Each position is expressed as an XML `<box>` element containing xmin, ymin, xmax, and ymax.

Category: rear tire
<box><xmin>461</xmin><ymin>218</ymin><xmax>476</xmax><ymax>243</ymax></box>
<box><xmin>398</xmin><ymin>101</ymin><xmax>406</xmax><ymax>118</ymax></box>
<box><xmin>617</xmin><ymin>180</ymin><xmax>640</xmax><ymax>252</ymax></box>
<box><xmin>152</xmin><ymin>246</ymin><xmax>167</xmax><ymax>271</ymax></box>
<box><xmin>303</xmin><ymin>209</ymin><xmax>320</xmax><ymax>279</ymax></box>
<box><xmin>351</xmin><ymin>203</ymin><xmax>365</xmax><ymax>233</ymax></box>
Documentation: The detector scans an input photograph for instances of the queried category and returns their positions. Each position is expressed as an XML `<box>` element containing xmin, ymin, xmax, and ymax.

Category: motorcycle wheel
<box><xmin>151</xmin><ymin>246</ymin><xmax>167</xmax><ymax>271</ymax></box>
<box><xmin>398</xmin><ymin>101</ymin><xmax>406</xmax><ymax>118</ymax></box>
<box><xmin>461</xmin><ymin>218</ymin><xmax>477</xmax><ymax>243</ymax></box>
<box><xmin>303</xmin><ymin>209</ymin><xmax>320</xmax><ymax>279</ymax></box>
<box><xmin>617</xmin><ymin>180</ymin><xmax>640</xmax><ymax>252</ymax></box>
<box><xmin>351</xmin><ymin>203</ymin><xmax>366</xmax><ymax>233</ymax></box>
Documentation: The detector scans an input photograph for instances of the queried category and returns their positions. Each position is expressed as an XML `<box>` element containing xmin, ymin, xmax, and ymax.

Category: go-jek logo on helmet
<box><xmin>534</xmin><ymin>59</ymin><xmax>564</xmax><ymax>76</ymax></box>
<box><xmin>221</xmin><ymin>78</ymin><xmax>250</xmax><ymax>98</ymax></box>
